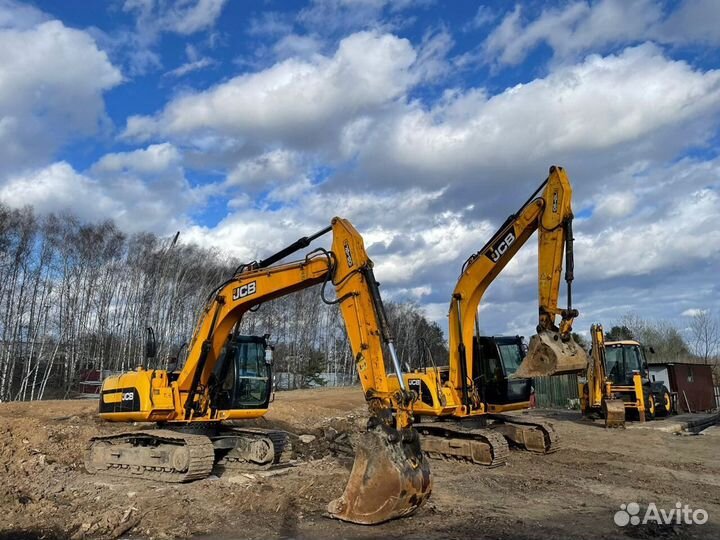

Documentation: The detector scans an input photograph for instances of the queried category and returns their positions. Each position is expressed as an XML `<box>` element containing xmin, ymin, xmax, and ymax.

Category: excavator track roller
<box><xmin>327</xmin><ymin>423</ymin><xmax>431</xmax><ymax>525</ymax></box>
<box><xmin>513</xmin><ymin>330</ymin><xmax>589</xmax><ymax>378</ymax></box>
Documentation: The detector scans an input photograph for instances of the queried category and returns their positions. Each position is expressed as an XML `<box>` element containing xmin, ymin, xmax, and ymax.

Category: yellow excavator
<box><xmin>86</xmin><ymin>217</ymin><xmax>431</xmax><ymax>525</ymax></box>
<box><xmin>580</xmin><ymin>324</ymin><xmax>673</xmax><ymax>428</ymax></box>
<box><xmin>392</xmin><ymin>166</ymin><xmax>589</xmax><ymax>466</ymax></box>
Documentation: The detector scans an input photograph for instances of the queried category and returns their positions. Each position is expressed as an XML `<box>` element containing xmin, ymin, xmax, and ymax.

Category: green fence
<box><xmin>533</xmin><ymin>374</ymin><xmax>580</xmax><ymax>409</ymax></box>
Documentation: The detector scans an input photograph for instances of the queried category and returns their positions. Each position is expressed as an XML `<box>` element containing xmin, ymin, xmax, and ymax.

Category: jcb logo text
<box><xmin>233</xmin><ymin>281</ymin><xmax>257</xmax><ymax>301</ymax></box>
<box><xmin>486</xmin><ymin>232</ymin><xmax>516</xmax><ymax>263</ymax></box>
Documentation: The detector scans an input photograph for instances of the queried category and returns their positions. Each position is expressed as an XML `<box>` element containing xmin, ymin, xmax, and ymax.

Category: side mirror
<box><xmin>145</xmin><ymin>327</ymin><xmax>157</xmax><ymax>362</ymax></box>
<box><xmin>648</xmin><ymin>346</ymin><xmax>655</xmax><ymax>354</ymax></box>
<box><xmin>265</xmin><ymin>347</ymin><xmax>274</xmax><ymax>365</ymax></box>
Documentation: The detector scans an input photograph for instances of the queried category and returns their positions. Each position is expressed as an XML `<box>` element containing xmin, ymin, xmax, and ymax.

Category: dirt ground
<box><xmin>1</xmin><ymin>387</ymin><xmax>718</xmax><ymax>539</ymax></box>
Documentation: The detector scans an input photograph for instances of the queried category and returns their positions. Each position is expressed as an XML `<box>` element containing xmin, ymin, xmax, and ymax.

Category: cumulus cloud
<box><xmin>226</xmin><ymin>149</ymin><xmax>303</xmax><ymax>187</ymax></box>
<box><xmin>0</xmin><ymin>163</ymin><xmax>121</xmax><ymax>223</ymax></box>
<box><xmin>577</xmin><ymin>188</ymin><xmax>720</xmax><ymax>279</ymax></box>
<box><xmin>182</xmin><ymin>176</ymin><xmax>486</xmax><ymax>304</ymax></box>
<box><xmin>1</xmin><ymin>145</ymin><xmax>204</xmax><ymax>234</ymax></box>
<box><xmin>348</xmin><ymin>43</ymin><xmax>720</xmax><ymax>215</ymax></box>
<box><xmin>0</xmin><ymin>8</ymin><xmax>122</xmax><ymax>173</ymax></box>
<box><xmin>2</xmin><ymin>2</ymin><xmax>718</xmax><ymax>338</ymax></box>
<box><xmin>91</xmin><ymin>143</ymin><xmax>182</xmax><ymax>175</ymax></box>
<box><xmin>124</xmin><ymin>31</ymin><xmax>417</xmax><ymax>148</ymax></box>
<box><xmin>660</xmin><ymin>0</ymin><xmax>720</xmax><ymax>45</ymax></box>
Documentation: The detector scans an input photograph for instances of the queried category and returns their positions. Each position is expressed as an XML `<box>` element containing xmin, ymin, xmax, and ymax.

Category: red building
<box><xmin>648</xmin><ymin>362</ymin><xmax>716</xmax><ymax>413</ymax></box>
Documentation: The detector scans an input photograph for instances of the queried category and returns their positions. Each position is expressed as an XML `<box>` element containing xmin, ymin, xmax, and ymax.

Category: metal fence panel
<box><xmin>534</xmin><ymin>374</ymin><xmax>580</xmax><ymax>409</ymax></box>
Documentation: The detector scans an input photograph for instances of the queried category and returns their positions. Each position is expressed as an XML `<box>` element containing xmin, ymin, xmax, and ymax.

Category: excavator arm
<box><xmin>449</xmin><ymin>166</ymin><xmax>588</xmax><ymax>391</ymax></box>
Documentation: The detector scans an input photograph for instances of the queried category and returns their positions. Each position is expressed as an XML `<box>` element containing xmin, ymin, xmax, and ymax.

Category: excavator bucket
<box><xmin>327</xmin><ymin>424</ymin><xmax>432</xmax><ymax>525</ymax></box>
<box><xmin>603</xmin><ymin>398</ymin><xmax>626</xmax><ymax>428</ymax></box>
<box><xmin>512</xmin><ymin>330</ymin><xmax>589</xmax><ymax>378</ymax></box>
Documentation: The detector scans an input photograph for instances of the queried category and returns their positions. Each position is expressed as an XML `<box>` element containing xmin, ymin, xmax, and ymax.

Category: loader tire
<box><xmin>655</xmin><ymin>389</ymin><xmax>673</xmax><ymax>417</ymax></box>
<box><xmin>644</xmin><ymin>391</ymin><xmax>656</xmax><ymax>421</ymax></box>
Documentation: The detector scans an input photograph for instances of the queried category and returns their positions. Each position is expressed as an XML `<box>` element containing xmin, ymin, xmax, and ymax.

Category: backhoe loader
<box><xmin>86</xmin><ymin>217</ymin><xmax>431</xmax><ymax>525</ymax></box>
<box><xmin>392</xmin><ymin>166</ymin><xmax>589</xmax><ymax>466</ymax></box>
<box><xmin>579</xmin><ymin>324</ymin><xmax>673</xmax><ymax>427</ymax></box>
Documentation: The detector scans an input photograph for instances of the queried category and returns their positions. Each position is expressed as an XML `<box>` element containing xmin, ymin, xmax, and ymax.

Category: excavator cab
<box><xmin>209</xmin><ymin>335</ymin><xmax>273</xmax><ymax>411</ymax></box>
<box><xmin>474</xmin><ymin>336</ymin><xmax>532</xmax><ymax>405</ymax></box>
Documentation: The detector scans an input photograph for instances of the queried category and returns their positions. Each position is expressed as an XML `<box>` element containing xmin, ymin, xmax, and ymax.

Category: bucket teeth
<box><xmin>327</xmin><ymin>424</ymin><xmax>432</xmax><ymax>525</ymax></box>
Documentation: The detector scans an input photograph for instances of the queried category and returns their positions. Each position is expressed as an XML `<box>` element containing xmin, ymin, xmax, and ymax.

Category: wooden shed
<box><xmin>648</xmin><ymin>362</ymin><xmax>715</xmax><ymax>413</ymax></box>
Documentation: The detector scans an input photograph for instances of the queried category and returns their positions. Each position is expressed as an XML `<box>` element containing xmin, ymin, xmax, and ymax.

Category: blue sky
<box><xmin>1</xmin><ymin>0</ymin><xmax>719</xmax><ymax>341</ymax></box>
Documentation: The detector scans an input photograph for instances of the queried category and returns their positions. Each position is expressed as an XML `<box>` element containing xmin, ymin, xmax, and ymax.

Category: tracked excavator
<box><xmin>579</xmin><ymin>324</ymin><xmax>673</xmax><ymax>428</ymax></box>
<box><xmin>392</xmin><ymin>166</ymin><xmax>589</xmax><ymax>466</ymax></box>
<box><xmin>86</xmin><ymin>217</ymin><xmax>431</xmax><ymax>525</ymax></box>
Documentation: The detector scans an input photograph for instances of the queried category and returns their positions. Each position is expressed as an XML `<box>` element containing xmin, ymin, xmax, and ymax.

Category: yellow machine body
<box><xmin>579</xmin><ymin>327</ymin><xmax>669</xmax><ymax>427</ymax></box>
<box><xmin>95</xmin><ymin>217</ymin><xmax>431</xmax><ymax>525</ymax></box>
<box><xmin>382</xmin><ymin>167</ymin><xmax>589</xmax><ymax>465</ymax></box>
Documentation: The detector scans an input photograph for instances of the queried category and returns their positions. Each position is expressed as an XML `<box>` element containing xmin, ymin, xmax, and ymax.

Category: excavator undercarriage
<box><xmin>85</xmin><ymin>426</ymin><xmax>292</xmax><ymax>482</ymax></box>
<box><xmin>416</xmin><ymin>414</ymin><xmax>559</xmax><ymax>467</ymax></box>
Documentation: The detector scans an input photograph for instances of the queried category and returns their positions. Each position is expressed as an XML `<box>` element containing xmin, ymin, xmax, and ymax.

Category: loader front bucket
<box><xmin>327</xmin><ymin>423</ymin><xmax>432</xmax><ymax>525</ymax></box>
<box><xmin>512</xmin><ymin>330</ymin><xmax>589</xmax><ymax>378</ymax></box>
<box><xmin>603</xmin><ymin>398</ymin><xmax>626</xmax><ymax>428</ymax></box>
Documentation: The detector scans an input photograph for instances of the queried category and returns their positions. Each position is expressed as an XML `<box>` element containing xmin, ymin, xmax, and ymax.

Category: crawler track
<box><xmin>488</xmin><ymin>414</ymin><xmax>561</xmax><ymax>454</ymax></box>
<box><xmin>416</xmin><ymin>423</ymin><xmax>510</xmax><ymax>467</ymax></box>
<box><xmin>85</xmin><ymin>429</ymin><xmax>215</xmax><ymax>483</ymax></box>
<box><xmin>213</xmin><ymin>428</ymin><xmax>292</xmax><ymax>474</ymax></box>
<box><xmin>85</xmin><ymin>427</ymin><xmax>293</xmax><ymax>482</ymax></box>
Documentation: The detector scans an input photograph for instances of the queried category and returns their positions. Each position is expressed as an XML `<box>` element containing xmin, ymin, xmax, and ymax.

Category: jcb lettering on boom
<box><xmin>344</xmin><ymin>240</ymin><xmax>354</xmax><ymax>268</ymax></box>
<box><xmin>485</xmin><ymin>232</ymin><xmax>516</xmax><ymax>263</ymax></box>
<box><xmin>232</xmin><ymin>281</ymin><xmax>257</xmax><ymax>301</ymax></box>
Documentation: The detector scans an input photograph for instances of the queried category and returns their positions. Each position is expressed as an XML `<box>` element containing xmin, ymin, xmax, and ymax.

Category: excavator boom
<box><xmin>449</xmin><ymin>166</ymin><xmax>587</xmax><ymax>386</ymax></box>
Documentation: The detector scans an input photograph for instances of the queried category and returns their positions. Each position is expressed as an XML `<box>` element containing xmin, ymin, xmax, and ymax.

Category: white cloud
<box><xmin>0</xmin><ymin>0</ymin><xmax>47</xmax><ymax>29</ymax></box>
<box><xmin>247</xmin><ymin>11</ymin><xmax>293</xmax><ymax>37</ymax></box>
<box><xmin>0</xmin><ymin>13</ymin><xmax>122</xmax><ymax>173</ymax></box>
<box><xmin>182</xmin><ymin>178</ymin><xmax>484</xmax><ymax>295</ymax></box>
<box><xmin>1</xmin><ymin>145</ymin><xmax>204</xmax><ymax>234</ymax></box>
<box><xmin>297</xmin><ymin>0</ymin><xmax>422</xmax><ymax>36</ymax></box>
<box><xmin>484</xmin><ymin>1</ymin><xmax>662</xmax><ymax>67</ymax></box>
<box><xmin>660</xmin><ymin>0</ymin><xmax>720</xmax><ymax>45</ymax></box>
<box><xmin>123</xmin><ymin>0</ymin><xmax>228</xmax><ymax>36</ymax></box>
<box><xmin>681</xmin><ymin>308</ymin><xmax>706</xmax><ymax>317</ymax></box>
<box><xmin>272</xmin><ymin>33</ymin><xmax>324</xmax><ymax>60</ymax></box>
<box><xmin>593</xmin><ymin>192</ymin><xmax>637</xmax><ymax>219</ymax></box>
<box><xmin>124</xmin><ymin>31</ymin><xmax>418</xmax><ymax>150</ymax></box>
<box><xmin>483</xmin><ymin>0</ymin><xmax>720</xmax><ymax>68</ymax></box>
<box><xmin>352</xmin><ymin>44</ymin><xmax>720</xmax><ymax>200</ymax></box>
<box><xmin>103</xmin><ymin>0</ymin><xmax>227</xmax><ymax>75</ymax></box>
<box><xmin>226</xmin><ymin>149</ymin><xmax>302</xmax><ymax>187</ymax></box>
<box><xmin>1</xmin><ymin>162</ymin><xmax>121</xmax><ymax>223</ymax></box>
<box><xmin>166</xmin><ymin>56</ymin><xmax>214</xmax><ymax>77</ymax></box>
<box><xmin>576</xmin><ymin>188</ymin><xmax>720</xmax><ymax>279</ymax></box>
<box><xmin>91</xmin><ymin>143</ymin><xmax>182</xmax><ymax>175</ymax></box>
